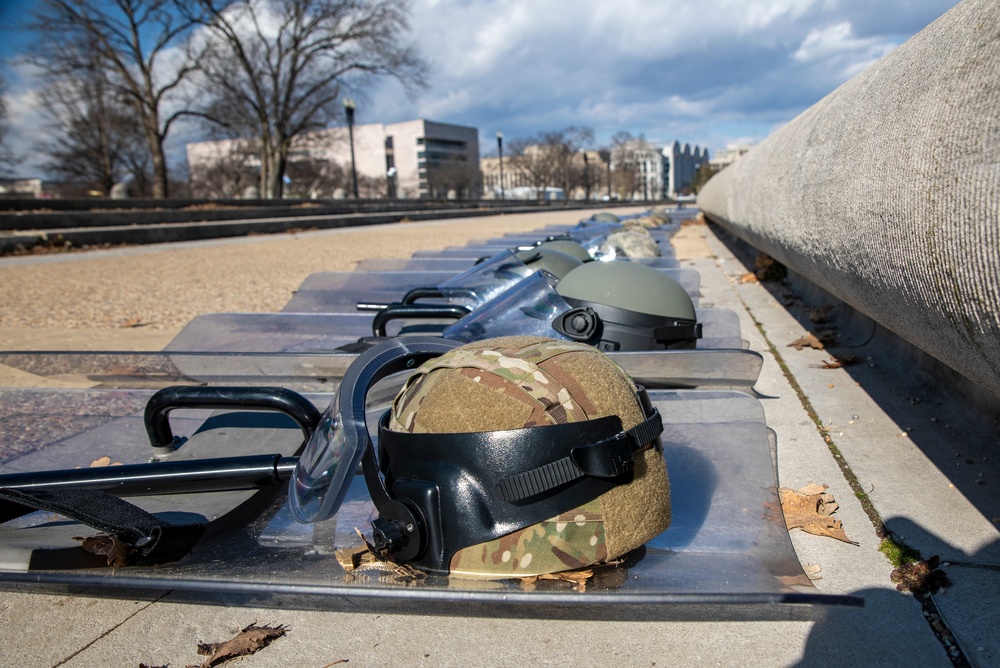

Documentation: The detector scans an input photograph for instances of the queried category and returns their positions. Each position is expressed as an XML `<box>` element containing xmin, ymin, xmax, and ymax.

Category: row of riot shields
<box><xmin>0</xmin><ymin>209</ymin><xmax>863</xmax><ymax>613</ymax></box>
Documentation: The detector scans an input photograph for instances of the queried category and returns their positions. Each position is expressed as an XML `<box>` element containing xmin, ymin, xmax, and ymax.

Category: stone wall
<box><xmin>698</xmin><ymin>0</ymin><xmax>1000</xmax><ymax>401</ymax></box>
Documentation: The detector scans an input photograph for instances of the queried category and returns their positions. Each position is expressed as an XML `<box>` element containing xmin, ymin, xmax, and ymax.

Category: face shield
<box><xmin>289</xmin><ymin>337</ymin><xmax>460</xmax><ymax>523</ymax></box>
<box><xmin>441</xmin><ymin>271</ymin><xmax>575</xmax><ymax>343</ymax></box>
<box><xmin>433</xmin><ymin>249</ymin><xmax>532</xmax><ymax>306</ymax></box>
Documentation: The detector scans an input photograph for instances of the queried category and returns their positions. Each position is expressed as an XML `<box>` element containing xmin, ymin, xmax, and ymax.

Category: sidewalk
<box><xmin>1</xmin><ymin>210</ymin><xmax>996</xmax><ymax>667</ymax></box>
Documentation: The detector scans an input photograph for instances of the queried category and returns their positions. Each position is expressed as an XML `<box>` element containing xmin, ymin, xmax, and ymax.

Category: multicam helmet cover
<box><xmin>599</xmin><ymin>229</ymin><xmax>661</xmax><ymax>258</ymax></box>
<box><xmin>386</xmin><ymin>335</ymin><xmax>670</xmax><ymax>578</ymax></box>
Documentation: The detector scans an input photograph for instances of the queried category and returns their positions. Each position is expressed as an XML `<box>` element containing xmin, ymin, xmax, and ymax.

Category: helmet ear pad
<box><xmin>388</xmin><ymin>335</ymin><xmax>670</xmax><ymax>578</ymax></box>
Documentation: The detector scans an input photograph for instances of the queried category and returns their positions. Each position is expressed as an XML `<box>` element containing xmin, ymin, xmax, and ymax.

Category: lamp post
<box><xmin>343</xmin><ymin>98</ymin><xmax>358</xmax><ymax>199</ymax></box>
<box><xmin>583</xmin><ymin>150</ymin><xmax>590</xmax><ymax>201</ymax></box>
<box><xmin>496</xmin><ymin>131</ymin><xmax>504</xmax><ymax>200</ymax></box>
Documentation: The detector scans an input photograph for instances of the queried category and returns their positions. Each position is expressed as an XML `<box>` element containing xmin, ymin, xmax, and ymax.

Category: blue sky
<box><xmin>0</xmin><ymin>0</ymin><xmax>962</xmax><ymax>178</ymax></box>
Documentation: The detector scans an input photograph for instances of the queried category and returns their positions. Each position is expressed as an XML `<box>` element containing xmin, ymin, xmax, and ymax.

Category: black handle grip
<box><xmin>371</xmin><ymin>304</ymin><xmax>471</xmax><ymax>337</ymax></box>
<box><xmin>144</xmin><ymin>386</ymin><xmax>321</xmax><ymax>450</ymax></box>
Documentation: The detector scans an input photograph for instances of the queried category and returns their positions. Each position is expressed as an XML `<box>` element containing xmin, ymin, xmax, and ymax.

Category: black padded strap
<box><xmin>496</xmin><ymin>407</ymin><xmax>663</xmax><ymax>502</ymax></box>
<box><xmin>0</xmin><ymin>487</ymin><xmax>205</xmax><ymax>565</ymax></box>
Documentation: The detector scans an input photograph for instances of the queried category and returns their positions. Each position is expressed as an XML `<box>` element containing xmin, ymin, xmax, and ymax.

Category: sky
<box><xmin>0</xmin><ymin>0</ymin><xmax>962</xmax><ymax>179</ymax></box>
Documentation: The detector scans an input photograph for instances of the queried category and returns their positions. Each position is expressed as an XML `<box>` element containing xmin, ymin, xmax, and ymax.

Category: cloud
<box><xmin>1</xmin><ymin>0</ymin><xmax>961</xmax><ymax>178</ymax></box>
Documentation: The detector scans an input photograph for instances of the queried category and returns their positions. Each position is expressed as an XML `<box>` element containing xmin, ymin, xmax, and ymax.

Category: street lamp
<box><xmin>496</xmin><ymin>131</ymin><xmax>504</xmax><ymax>200</ymax></box>
<box><xmin>343</xmin><ymin>98</ymin><xmax>359</xmax><ymax>199</ymax></box>
<box><xmin>583</xmin><ymin>150</ymin><xmax>590</xmax><ymax>201</ymax></box>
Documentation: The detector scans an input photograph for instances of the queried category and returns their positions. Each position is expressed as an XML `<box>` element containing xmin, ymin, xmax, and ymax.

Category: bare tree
<box><xmin>36</xmin><ymin>53</ymin><xmax>149</xmax><ymax>195</ymax></box>
<box><xmin>609</xmin><ymin>130</ymin><xmax>646</xmax><ymax>200</ymax></box>
<box><xmin>0</xmin><ymin>74</ymin><xmax>16</xmax><ymax>174</ymax></box>
<box><xmin>28</xmin><ymin>0</ymin><xmax>205</xmax><ymax>198</ymax></box>
<box><xmin>188</xmin><ymin>139</ymin><xmax>261</xmax><ymax>198</ymax></box>
<box><xmin>425</xmin><ymin>159</ymin><xmax>480</xmax><ymax>199</ymax></box>
<box><xmin>191</xmin><ymin>0</ymin><xmax>428</xmax><ymax>199</ymax></box>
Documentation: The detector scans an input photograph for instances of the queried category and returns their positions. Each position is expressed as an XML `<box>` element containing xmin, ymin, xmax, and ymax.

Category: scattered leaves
<box><xmin>778</xmin><ymin>483</ymin><xmax>857</xmax><ymax>544</ymax></box>
<box><xmin>808</xmin><ymin>305</ymin><xmax>832</xmax><ymax>323</ymax></box>
<box><xmin>753</xmin><ymin>253</ymin><xmax>787</xmax><ymax>281</ymax></box>
<box><xmin>788</xmin><ymin>333</ymin><xmax>825</xmax><ymax>350</ymax></box>
<box><xmin>89</xmin><ymin>456</ymin><xmax>123</xmax><ymax>467</ymax></box>
<box><xmin>812</xmin><ymin>355</ymin><xmax>860</xmax><ymax>369</ymax></box>
<box><xmin>194</xmin><ymin>623</ymin><xmax>288</xmax><ymax>667</ymax></box>
<box><xmin>890</xmin><ymin>556</ymin><xmax>951</xmax><ymax>594</ymax></box>
<box><xmin>73</xmin><ymin>534</ymin><xmax>135</xmax><ymax>567</ymax></box>
<box><xmin>519</xmin><ymin>567</ymin><xmax>596</xmax><ymax>593</ymax></box>
<box><xmin>120</xmin><ymin>316</ymin><xmax>148</xmax><ymax>328</ymax></box>
<box><xmin>335</xmin><ymin>528</ymin><xmax>426</xmax><ymax>583</ymax></box>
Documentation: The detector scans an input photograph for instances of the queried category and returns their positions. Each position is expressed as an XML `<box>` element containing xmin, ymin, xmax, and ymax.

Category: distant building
<box><xmin>663</xmin><ymin>141</ymin><xmax>710</xmax><ymax>198</ymax></box>
<box><xmin>709</xmin><ymin>143</ymin><xmax>753</xmax><ymax>171</ymax></box>
<box><xmin>0</xmin><ymin>178</ymin><xmax>44</xmax><ymax>198</ymax></box>
<box><xmin>480</xmin><ymin>149</ymin><xmax>606</xmax><ymax>200</ymax></box>
<box><xmin>186</xmin><ymin>119</ymin><xmax>480</xmax><ymax>199</ymax></box>
<box><xmin>607</xmin><ymin>140</ymin><xmax>709</xmax><ymax>199</ymax></box>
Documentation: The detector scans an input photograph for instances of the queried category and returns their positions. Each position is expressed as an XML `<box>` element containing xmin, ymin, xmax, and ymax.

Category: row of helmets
<box><xmin>292</xmin><ymin>208</ymin><xmax>709</xmax><ymax>577</ymax></box>
<box><xmin>363</xmin><ymin>207</ymin><xmax>701</xmax><ymax>352</ymax></box>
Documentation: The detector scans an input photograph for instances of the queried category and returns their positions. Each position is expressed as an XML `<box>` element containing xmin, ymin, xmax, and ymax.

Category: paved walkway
<box><xmin>1</xmin><ymin>209</ymin><xmax>997</xmax><ymax>667</ymax></box>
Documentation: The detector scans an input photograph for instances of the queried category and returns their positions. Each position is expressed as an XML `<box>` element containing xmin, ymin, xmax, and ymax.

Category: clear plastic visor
<box><xmin>436</xmin><ymin>249</ymin><xmax>531</xmax><ymax>306</ymax></box>
<box><xmin>442</xmin><ymin>271</ymin><xmax>575</xmax><ymax>343</ymax></box>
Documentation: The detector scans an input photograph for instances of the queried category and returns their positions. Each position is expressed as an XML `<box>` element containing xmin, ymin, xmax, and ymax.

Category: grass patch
<box><xmin>879</xmin><ymin>536</ymin><xmax>922</xmax><ymax>567</ymax></box>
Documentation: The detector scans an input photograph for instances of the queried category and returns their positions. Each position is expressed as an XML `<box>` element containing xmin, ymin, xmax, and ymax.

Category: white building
<box><xmin>186</xmin><ymin>119</ymin><xmax>480</xmax><ymax>199</ymax></box>
<box><xmin>709</xmin><ymin>143</ymin><xmax>753</xmax><ymax>171</ymax></box>
<box><xmin>608</xmin><ymin>140</ymin><xmax>709</xmax><ymax>200</ymax></box>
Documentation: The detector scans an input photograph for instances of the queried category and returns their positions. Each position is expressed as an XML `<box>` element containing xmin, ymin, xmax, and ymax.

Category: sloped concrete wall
<box><xmin>698</xmin><ymin>0</ymin><xmax>1000</xmax><ymax>400</ymax></box>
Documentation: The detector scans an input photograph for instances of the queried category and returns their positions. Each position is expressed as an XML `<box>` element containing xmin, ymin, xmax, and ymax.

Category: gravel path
<box><xmin>0</xmin><ymin>209</ymin><xmax>655</xmax><ymax>352</ymax></box>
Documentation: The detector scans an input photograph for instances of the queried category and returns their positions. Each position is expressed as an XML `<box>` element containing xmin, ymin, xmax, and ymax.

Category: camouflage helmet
<box><xmin>599</xmin><ymin>229</ymin><xmax>661</xmax><ymax>258</ymax></box>
<box><xmin>648</xmin><ymin>208</ymin><xmax>673</xmax><ymax>226</ymax></box>
<box><xmin>621</xmin><ymin>219</ymin><xmax>654</xmax><ymax>234</ymax></box>
<box><xmin>377</xmin><ymin>335</ymin><xmax>670</xmax><ymax>578</ymax></box>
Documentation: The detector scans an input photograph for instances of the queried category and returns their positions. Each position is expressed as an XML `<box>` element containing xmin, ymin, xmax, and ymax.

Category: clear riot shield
<box><xmin>0</xmin><ymin>386</ymin><xmax>862</xmax><ymax>612</ymax></box>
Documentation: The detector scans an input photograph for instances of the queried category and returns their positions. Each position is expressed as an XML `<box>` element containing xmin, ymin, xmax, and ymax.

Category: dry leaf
<box><xmin>738</xmin><ymin>272</ymin><xmax>759</xmax><ymax>284</ymax></box>
<box><xmin>813</xmin><ymin>355</ymin><xmax>860</xmax><ymax>369</ymax></box>
<box><xmin>336</xmin><ymin>529</ymin><xmax>426</xmax><ymax>583</ymax></box>
<box><xmin>808</xmin><ymin>305</ymin><xmax>832</xmax><ymax>323</ymax></box>
<box><xmin>802</xmin><ymin>563</ymin><xmax>823</xmax><ymax>581</ymax></box>
<box><xmin>88</xmin><ymin>456</ymin><xmax>123</xmax><ymax>467</ymax></box>
<box><xmin>73</xmin><ymin>534</ymin><xmax>135</xmax><ymax>567</ymax></box>
<box><xmin>195</xmin><ymin>624</ymin><xmax>287</xmax><ymax>667</ymax></box>
<box><xmin>788</xmin><ymin>333</ymin><xmax>825</xmax><ymax>350</ymax></box>
<box><xmin>778</xmin><ymin>484</ymin><xmax>857</xmax><ymax>544</ymax></box>
<box><xmin>519</xmin><ymin>567</ymin><xmax>596</xmax><ymax>592</ymax></box>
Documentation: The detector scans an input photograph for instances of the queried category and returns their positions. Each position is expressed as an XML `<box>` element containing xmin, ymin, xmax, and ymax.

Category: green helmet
<box><xmin>380</xmin><ymin>336</ymin><xmax>670</xmax><ymax>578</ymax></box>
<box><xmin>589</xmin><ymin>212</ymin><xmax>621</xmax><ymax>223</ymax></box>
<box><xmin>536</xmin><ymin>239</ymin><xmax>594</xmax><ymax>263</ymax></box>
<box><xmin>552</xmin><ymin>261</ymin><xmax>701</xmax><ymax>350</ymax></box>
<box><xmin>514</xmin><ymin>247</ymin><xmax>583</xmax><ymax>279</ymax></box>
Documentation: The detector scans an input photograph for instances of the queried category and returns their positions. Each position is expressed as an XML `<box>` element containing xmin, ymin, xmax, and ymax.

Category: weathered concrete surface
<box><xmin>698</xmin><ymin>0</ymin><xmax>1000</xmax><ymax>403</ymax></box>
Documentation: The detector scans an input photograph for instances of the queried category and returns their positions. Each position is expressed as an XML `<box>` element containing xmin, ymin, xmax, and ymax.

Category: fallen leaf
<box><xmin>812</xmin><ymin>355</ymin><xmax>860</xmax><ymax>369</ymax></box>
<box><xmin>88</xmin><ymin>456</ymin><xmax>123</xmax><ymax>467</ymax></box>
<box><xmin>808</xmin><ymin>306</ymin><xmax>832</xmax><ymax>323</ymax></box>
<box><xmin>788</xmin><ymin>333</ymin><xmax>825</xmax><ymax>350</ymax></box>
<box><xmin>335</xmin><ymin>529</ymin><xmax>426</xmax><ymax>583</ymax></box>
<box><xmin>73</xmin><ymin>534</ymin><xmax>135</xmax><ymax>567</ymax></box>
<box><xmin>738</xmin><ymin>272</ymin><xmax>759</xmax><ymax>283</ymax></box>
<box><xmin>195</xmin><ymin>624</ymin><xmax>287</xmax><ymax>667</ymax></box>
<box><xmin>802</xmin><ymin>563</ymin><xmax>823</xmax><ymax>581</ymax></box>
<box><xmin>778</xmin><ymin>484</ymin><xmax>857</xmax><ymax>544</ymax></box>
<box><xmin>120</xmin><ymin>317</ymin><xmax>147</xmax><ymax>328</ymax></box>
<box><xmin>519</xmin><ymin>567</ymin><xmax>596</xmax><ymax>592</ymax></box>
